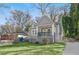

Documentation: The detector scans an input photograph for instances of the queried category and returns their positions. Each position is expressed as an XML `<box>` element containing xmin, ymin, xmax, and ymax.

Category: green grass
<box><xmin>0</xmin><ymin>42</ymin><xmax>65</xmax><ymax>55</ymax></box>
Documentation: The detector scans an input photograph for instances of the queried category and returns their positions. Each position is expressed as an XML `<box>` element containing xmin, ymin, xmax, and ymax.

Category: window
<box><xmin>32</xmin><ymin>30</ymin><xmax>34</xmax><ymax>35</ymax></box>
<box><xmin>35</xmin><ymin>30</ymin><xmax>37</xmax><ymax>35</ymax></box>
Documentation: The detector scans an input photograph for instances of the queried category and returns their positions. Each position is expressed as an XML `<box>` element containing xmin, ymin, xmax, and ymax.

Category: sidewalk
<box><xmin>64</xmin><ymin>42</ymin><xmax>79</xmax><ymax>55</ymax></box>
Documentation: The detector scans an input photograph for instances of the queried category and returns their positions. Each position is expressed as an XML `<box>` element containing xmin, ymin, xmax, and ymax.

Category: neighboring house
<box><xmin>0</xmin><ymin>32</ymin><xmax>28</xmax><ymax>43</ymax></box>
<box><xmin>29</xmin><ymin>21</ymin><xmax>38</xmax><ymax>43</ymax></box>
<box><xmin>30</xmin><ymin>15</ymin><xmax>63</xmax><ymax>44</ymax></box>
<box><xmin>0</xmin><ymin>34</ymin><xmax>16</xmax><ymax>43</ymax></box>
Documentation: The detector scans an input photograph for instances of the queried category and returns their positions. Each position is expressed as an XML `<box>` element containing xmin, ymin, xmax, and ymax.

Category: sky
<box><xmin>0</xmin><ymin>3</ymin><xmax>64</xmax><ymax>25</ymax></box>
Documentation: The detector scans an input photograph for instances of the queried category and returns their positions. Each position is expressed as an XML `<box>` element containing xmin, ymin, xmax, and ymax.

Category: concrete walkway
<box><xmin>64</xmin><ymin>42</ymin><xmax>79</xmax><ymax>55</ymax></box>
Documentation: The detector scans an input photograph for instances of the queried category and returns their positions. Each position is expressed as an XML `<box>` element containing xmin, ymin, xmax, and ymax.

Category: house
<box><xmin>0</xmin><ymin>31</ymin><xmax>29</xmax><ymax>43</ymax></box>
<box><xmin>0</xmin><ymin>34</ymin><xmax>17</xmax><ymax>43</ymax></box>
<box><xmin>30</xmin><ymin>15</ymin><xmax>63</xmax><ymax>44</ymax></box>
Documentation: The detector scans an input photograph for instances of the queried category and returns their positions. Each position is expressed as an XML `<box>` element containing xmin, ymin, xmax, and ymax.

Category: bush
<box><xmin>42</xmin><ymin>37</ymin><xmax>48</xmax><ymax>45</ymax></box>
<box><xmin>12</xmin><ymin>40</ymin><xmax>18</xmax><ymax>44</ymax></box>
<box><xmin>35</xmin><ymin>41</ymin><xmax>39</xmax><ymax>44</ymax></box>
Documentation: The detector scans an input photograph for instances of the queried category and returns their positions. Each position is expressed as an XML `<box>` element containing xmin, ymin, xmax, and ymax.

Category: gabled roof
<box><xmin>37</xmin><ymin>15</ymin><xmax>53</xmax><ymax>26</ymax></box>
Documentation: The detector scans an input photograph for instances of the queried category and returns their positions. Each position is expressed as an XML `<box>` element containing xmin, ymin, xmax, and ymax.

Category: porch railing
<box><xmin>38</xmin><ymin>32</ymin><xmax>52</xmax><ymax>36</ymax></box>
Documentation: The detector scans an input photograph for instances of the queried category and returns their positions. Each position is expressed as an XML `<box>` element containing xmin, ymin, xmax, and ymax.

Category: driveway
<box><xmin>64</xmin><ymin>42</ymin><xmax>79</xmax><ymax>55</ymax></box>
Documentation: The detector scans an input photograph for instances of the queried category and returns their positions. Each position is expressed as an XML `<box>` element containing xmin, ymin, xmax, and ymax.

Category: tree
<box><xmin>60</xmin><ymin>4</ymin><xmax>70</xmax><ymax>16</ymax></box>
<box><xmin>77</xmin><ymin>4</ymin><xmax>79</xmax><ymax>34</ymax></box>
<box><xmin>62</xmin><ymin>3</ymin><xmax>79</xmax><ymax>38</ymax></box>
<box><xmin>9</xmin><ymin>9</ymin><xmax>32</xmax><ymax>32</ymax></box>
<box><xmin>62</xmin><ymin>16</ymin><xmax>72</xmax><ymax>37</ymax></box>
<box><xmin>48</xmin><ymin>5</ymin><xmax>56</xmax><ymax>20</ymax></box>
<box><xmin>48</xmin><ymin>5</ymin><xmax>61</xmax><ymax>21</ymax></box>
<box><xmin>70</xmin><ymin>3</ymin><xmax>78</xmax><ymax>36</ymax></box>
<box><xmin>62</xmin><ymin>4</ymin><xmax>75</xmax><ymax>38</ymax></box>
<box><xmin>34</xmin><ymin>3</ymin><xmax>51</xmax><ymax>15</ymax></box>
<box><xmin>0</xmin><ymin>21</ymin><xmax>15</xmax><ymax>34</ymax></box>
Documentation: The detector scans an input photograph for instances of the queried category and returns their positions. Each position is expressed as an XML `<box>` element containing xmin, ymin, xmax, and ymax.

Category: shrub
<box><xmin>35</xmin><ymin>41</ymin><xmax>39</xmax><ymax>44</ymax></box>
<box><xmin>42</xmin><ymin>37</ymin><xmax>48</xmax><ymax>45</ymax></box>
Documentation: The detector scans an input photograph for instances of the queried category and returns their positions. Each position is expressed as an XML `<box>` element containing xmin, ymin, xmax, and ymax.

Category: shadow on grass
<box><xmin>0</xmin><ymin>42</ymin><xmax>43</xmax><ymax>48</ymax></box>
<box><xmin>0</xmin><ymin>47</ymin><xmax>64</xmax><ymax>55</ymax></box>
<box><xmin>0</xmin><ymin>42</ymin><xmax>65</xmax><ymax>55</ymax></box>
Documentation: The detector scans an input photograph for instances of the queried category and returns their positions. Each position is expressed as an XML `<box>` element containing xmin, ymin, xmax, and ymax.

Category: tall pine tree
<box><xmin>62</xmin><ymin>3</ymin><xmax>79</xmax><ymax>38</ymax></box>
<box><xmin>70</xmin><ymin>3</ymin><xmax>78</xmax><ymax>37</ymax></box>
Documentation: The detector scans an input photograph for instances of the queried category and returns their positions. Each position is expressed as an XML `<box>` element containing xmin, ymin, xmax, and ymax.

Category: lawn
<box><xmin>0</xmin><ymin>42</ymin><xmax>65</xmax><ymax>55</ymax></box>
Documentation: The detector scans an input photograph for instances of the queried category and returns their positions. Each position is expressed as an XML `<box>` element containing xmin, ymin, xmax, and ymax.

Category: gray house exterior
<box><xmin>30</xmin><ymin>15</ymin><xmax>63</xmax><ymax>43</ymax></box>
